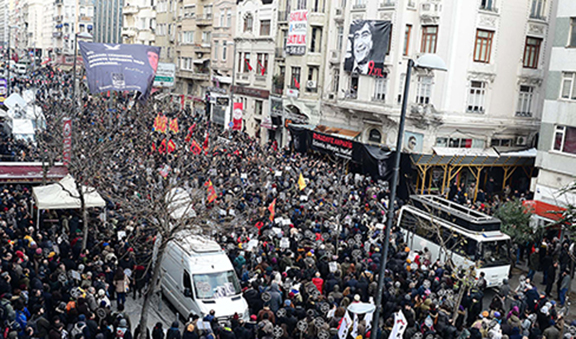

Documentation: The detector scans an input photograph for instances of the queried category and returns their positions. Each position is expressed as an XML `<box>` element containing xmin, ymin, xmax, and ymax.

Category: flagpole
<box><xmin>228</xmin><ymin>40</ymin><xmax>237</xmax><ymax>131</ymax></box>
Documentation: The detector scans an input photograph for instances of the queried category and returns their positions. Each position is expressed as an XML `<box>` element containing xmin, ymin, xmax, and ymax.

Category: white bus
<box><xmin>398</xmin><ymin>204</ymin><xmax>511</xmax><ymax>287</ymax></box>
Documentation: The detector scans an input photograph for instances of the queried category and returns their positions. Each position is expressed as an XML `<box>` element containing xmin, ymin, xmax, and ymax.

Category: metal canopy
<box><xmin>410</xmin><ymin>152</ymin><xmax>535</xmax><ymax>167</ymax></box>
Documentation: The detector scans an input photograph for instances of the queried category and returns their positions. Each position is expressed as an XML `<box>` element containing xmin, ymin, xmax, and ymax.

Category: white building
<box><xmin>121</xmin><ymin>0</ymin><xmax>156</xmax><ymax>46</ymax></box>
<box><xmin>533</xmin><ymin>0</ymin><xmax>576</xmax><ymax>222</ymax></box>
<box><xmin>233</xmin><ymin>0</ymin><xmax>278</xmax><ymax>140</ymax></box>
<box><xmin>314</xmin><ymin>0</ymin><xmax>554</xmax><ymax>193</ymax></box>
<box><xmin>52</xmin><ymin>0</ymin><xmax>94</xmax><ymax>67</ymax></box>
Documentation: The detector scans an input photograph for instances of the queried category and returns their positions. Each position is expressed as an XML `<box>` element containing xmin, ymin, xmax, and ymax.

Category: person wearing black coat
<box><xmin>166</xmin><ymin>322</ymin><xmax>181</xmax><ymax>339</ymax></box>
<box><xmin>151</xmin><ymin>323</ymin><xmax>164</xmax><ymax>339</ymax></box>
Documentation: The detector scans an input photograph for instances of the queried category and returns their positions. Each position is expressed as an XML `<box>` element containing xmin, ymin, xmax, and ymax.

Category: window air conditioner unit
<box><xmin>336</xmin><ymin>8</ymin><xmax>342</xmax><ymax>15</ymax></box>
<box><xmin>328</xmin><ymin>93</ymin><xmax>335</xmax><ymax>100</ymax></box>
<box><xmin>516</xmin><ymin>136</ymin><xmax>527</xmax><ymax>146</ymax></box>
<box><xmin>306</xmin><ymin>80</ymin><xmax>316</xmax><ymax>88</ymax></box>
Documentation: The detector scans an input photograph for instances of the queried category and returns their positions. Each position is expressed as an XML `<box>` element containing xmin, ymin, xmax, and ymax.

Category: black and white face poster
<box><xmin>344</xmin><ymin>20</ymin><xmax>391</xmax><ymax>77</ymax></box>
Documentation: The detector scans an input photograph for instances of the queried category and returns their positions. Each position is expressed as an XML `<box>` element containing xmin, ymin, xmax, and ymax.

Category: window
<box><xmin>202</xmin><ymin>31</ymin><xmax>211</xmax><ymax>44</ymax></box>
<box><xmin>473</xmin><ymin>29</ymin><xmax>494</xmax><ymax>63</ymax></box>
<box><xmin>297</xmin><ymin>0</ymin><xmax>307</xmax><ymax>10</ymax></box>
<box><xmin>561</xmin><ymin>72</ymin><xmax>576</xmax><ymax>100</ymax></box>
<box><xmin>416</xmin><ymin>76</ymin><xmax>433</xmax><ymax>104</ymax></box>
<box><xmin>491</xmin><ymin>138</ymin><xmax>512</xmax><ymax>147</ymax></box>
<box><xmin>181</xmin><ymin>57</ymin><xmax>193</xmax><ymax>70</ymax></box>
<box><xmin>553</xmin><ymin>126</ymin><xmax>576</xmax><ymax>154</ymax></box>
<box><xmin>257</xmin><ymin>53</ymin><xmax>268</xmax><ymax>75</ymax></box>
<box><xmin>313</xmin><ymin>0</ymin><xmax>323</xmax><ymax>12</ymax></box>
<box><xmin>237</xmin><ymin>52</ymin><xmax>242</xmax><ymax>72</ymax></box>
<box><xmin>204</xmin><ymin>5</ymin><xmax>212</xmax><ymax>19</ymax></box>
<box><xmin>373</xmin><ymin>77</ymin><xmax>387</xmax><ymax>102</ymax></box>
<box><xmin>227</xmin><ymin>10</ymin><xmax>232</xmax><ymax>27</ymax></box>
<box><xmin>243</xmin><ymin>52</ymin><xmax>251</xmax><ymax>73</ymax></box>
<box><xmin>467</xmin><ymin>81</ymin><xmax>486</xmax><ymax>113</ymax></box>
<box><xmin>220</xmin><ymin>11</ymin><xmax>225</xmax><ymax>27</ymax></box>
<box><xmin>436</xmin><ymin>137</ymin><xmax>484</xmax><ymax>148</ymax></box>
<box><xmin>310</xmin><ymin>27</ymin><xmax>322</xmax><ymax>53</ymax></box>
<box><xmin>398</xmin><ymin>73</ymin><xmax>406</xmax><ymax>104</ymax></box>
<box><xmin>480</xmin><ymin>0</ymin><xmax>496</xmax><ymax>11</ymax></box>
<box><xmin>369</xmin><ymin>129</ymin><xmax>382</xmax><ymax>143</ymax></box>
<box><xmin>421</xmin><ymin>26</ymin><xmax>438</xmax><ymax>53</ymax></box>
<box><xmin>523</xmin><ymin>37</ymin><xmax>541</xmax><ymax>68</ymax></box>
<box><xmin>530</xmin><ymin>0</ymin><xmax>546</xmax><ymax>19</ymax></box>
<box><xmin>349</xmin><ymin>74</ymin><xmax>359</xmax><ymax>99</ymax></box>
<box><xmin>255</xmin><ymin>100</ymin><xmax>263</xmax><ymax>116</ymax></box>
<box><xmin>244</xmin><ymin>13</ymin><xmax>253</xmax><ymax>32</ymax></box>
<box><xmin>291</xmin><ymin>67</ymin><xmax>301</xmax><ymax>89</ymax></box>
<box><xmin>570</xmin><ymin>18</ymin><xmax>576</xmax><ymax>47</ymax></box>
<box><xmin>183</xmin><ymin>271</ymin><xmax>192</xmax><ymax>291</ymax></box>
<box><xmin>386</xmin><ymin>25</ymin><xmax>393</xmax><ymax>55</ymax></box>
<box><xmin>337</xmin><ymin>26</ymin><xmax>344</xmax><ymax>51</ymax></box>
<box><xmin>332</xmin><ymin>69</ymin><xmax>340</xmax><ymax>94</ymax></box>
<box><xmin>306</xmin><ymin>67</ymin><xmax>318</xmax><ymax>92</ymax></box>
<box><xmin>260</xmin><ymin>20</ymin><xmax>271</xmax><ymax>36</ymax></box>
<box><xmin>222</xmin><ymin>41</ymin><xmax>227</xmax><ymax>60</ymax></box>
<box><xmin>516</xmin><ymin>85</ymin><xmax>534</xmax><ymax>117</ymax></box>
<box><xmin>214</xmin><ymin>41</ymin><xmax>219</xmax><ymax>60</ymax></box>
<box><xmin>403</xmin><ymin>25</ymin><xmax>412</xmax><ymax>56</ymax></box>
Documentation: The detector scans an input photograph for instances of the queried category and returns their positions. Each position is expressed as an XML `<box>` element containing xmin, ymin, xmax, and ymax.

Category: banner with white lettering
<box><xmin>232</xmin><ymin>102</ymin><xmax>243</xmax><ymax>131</ymax></box>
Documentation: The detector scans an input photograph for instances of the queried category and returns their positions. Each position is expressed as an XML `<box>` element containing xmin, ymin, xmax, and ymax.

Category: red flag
<box><xmin>232</xmin><ymin>103</ymin><xmax>243</xmax><ymax>131</ymax></box>
<box><xmin>244</xmin><ymin>58</ymin><xmax>253</xmax><ymax>72</ymax></box>
<box><xmin>190</xmin><ymin>140</ymin><xmax>202</xmax><ymax>155</ymax></box>
<box><xmin>257</xmin><ymin>59</ymin><xmax>266</xmax><ymax>76</ymax></box>
<box><xmin>167</xmin><ymin>139</ymin><xmax>176</xmax><ymax>153</ymax></box>
<box><xmin>293</xmin><ymin>76</ymin><xmax>300</xmax><ymax>90</ymax></box>
<box><xmin>203</xmin><ymin>131</ymin><xmax>209</xmax><ymax>151</ymax></box>
<box><xmin>204</xmin><ymin>180</ymin><xmax>217</xmax><ymax>203</ymax></box>
<box><xmin>180</xmin><ymin>95</ymin><xmax>185</xmax><ymax>109</ymax></box>
<box><xmin>185</xmin><ymin>123</ymin><xmax>196</xmax><ymax>142</ymax></box>
<box><xmin>158</xmin><ymin>139</ymin><xmax>167</xmax><ymax>154</ymax></box>
<box><xmin>268</xmin><ymin>199</ymin><xmax>276</xmax><ymax>222</ymax></box>
<box><xmin>169</xmin><ymin>118</ymin><xmax>179</xmax><ymax>133</ymax></box>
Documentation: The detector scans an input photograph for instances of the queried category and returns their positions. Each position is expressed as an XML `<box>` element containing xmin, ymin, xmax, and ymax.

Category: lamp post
<box><xmin>370</xmin><ymin>53</ymin><xmax>447</xmax><ymax>338</ymax></box>
<box><xmin>227</xmin><ymin>40</ymin><xmax>237</xmax><ymax>130</ymax></box>
<box><xmin>7</xmin><ymin>25</ymin><xmax>19</xmax><ymax>95</ymax></box>
<box><xmin>72</xmin><ymin>31</ymin><xmax>93</xmax><ymax>103</ymax></box>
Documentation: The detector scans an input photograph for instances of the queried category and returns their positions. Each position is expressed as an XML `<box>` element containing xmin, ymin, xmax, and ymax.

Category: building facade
<box><xmin>52</xmin><ymin>0</ymin><xmax>94</xmax><ymax>67</ymax></box>
<box><xmin>534</xmin><ymin>0</ymin><xmax>576</xmax><ymax>214</ymax></box>
<box><xmin>233</xmin><ymin>0</ymin><xmax>277</xmax><ymax>140</ymax></box>
<box><xmin>121</xmin><ymin>0</ymin><xmax>156</xmax><ymax>46</ymax></box>
<box><xmin>317</xmin><ymin>0</ymin><xmax>553</xmax><ymax>155</ymax></box>
<box><xmin>0</xmin><ymin>0</ymin><xmax>7</xmax><ymax>47</ymax></box>
<box><xmin>94</xmin><ymin>0</ymin><xmax>123</xmax><ymax>44</ymax></box>
<box><xmin>273</xmin><ymin>0</ymin><xmax>330</xmax><ymax>146</ymax></box>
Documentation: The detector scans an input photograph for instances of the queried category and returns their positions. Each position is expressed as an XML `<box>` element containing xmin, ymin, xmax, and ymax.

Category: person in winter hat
<box><xmin>116</xmin><ymin>319</ymin><xmax>132</xmax><ymax>339</ymax></box>
<box><xmin>166</xmin><ymin>321</ymin><xmax>181</xmax><ymax>339</ymax></box>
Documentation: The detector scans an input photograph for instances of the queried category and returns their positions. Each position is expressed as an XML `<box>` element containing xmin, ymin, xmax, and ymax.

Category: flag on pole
<box><xmin>268</xmin><ymin>199</ymin><xmax>276</xmax><ymax>222</ymax></box>
<box><xmin>257</xmin><ymin>59</ymin><xmax>266</xmax><ymax>76</ymax></box>
<box><xmin>167</xmin><ymin>139</ymin><xmax>176</xmax><ymax>153</ymax></box>
<box><xmin>293</xmin><ymin>76</ymin><xmax>300</xmax><ymax>89</ymax></box>
<box><xmin>169</xmin><ymin>118</ymin><xmax>179</xmax><ymax>133</ymax></box>
<box><xmin>244</xmin><ymin>58</ymin><xmax>253</xmax><ymax>72</ymax></box>
<box><xmin>190</xmin><ymin>140</ymin><xmax>202</xmax><ymax>155</ymax></box>
<box><xmin>153</xmin><ymin>115</ymin><xmax>168</xmax><ymax>133</ymax></box>
<box><xmin>205</xmin><ymin>180</ymin><xmax>217</xmax><ymax>203</ymax></box>
<box><xmin>185</xmin><ymin>123</ymin><xmax>196</xmax><ymax>142</ymax></box>
<box><xmin>203</xmin><ymin>131</ymin><xmax>210</xmax><ymax>151</ymax></box>
<box><xmin>158</xmin><ymin>139</ymin><xmax>167</xmax><ymax>154</ymax></box>
<box><xmin>298</xmin><ymin>173</ymin><xmax>306</xmax><ymax>191</ymax></box>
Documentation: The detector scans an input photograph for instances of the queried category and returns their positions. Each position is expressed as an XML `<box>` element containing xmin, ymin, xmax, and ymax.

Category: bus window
<box><xmin>480</xmin><ymin>240</ymin><xmax>510</xmax><ymax>267</ymax></box>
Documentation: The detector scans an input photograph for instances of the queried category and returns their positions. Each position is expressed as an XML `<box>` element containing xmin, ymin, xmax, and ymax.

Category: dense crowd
<box><xmin>0</xmin><ymin>66</ymin><xmax>572</xmax><ymax>339</ymax></box>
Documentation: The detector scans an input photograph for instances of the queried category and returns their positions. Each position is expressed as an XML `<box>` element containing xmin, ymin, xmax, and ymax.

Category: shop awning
<box><xmin>0</xmin><ymin>162</ymin><xmax>67</xmax><ymax>183</ymax></box>
<box><xmin>523</xmin><ymin>200</ymin><xmax>566</xmax><ymax>222</ymax></box>
<box><xmin>314</xmin><ymin>124</ymin><xmax>361</xmax><ymax>140</ymax></box>
<box><xmin>412</xmin><ymin>147</ymin><xmax>535</xmax><ymax>167</ymax></box>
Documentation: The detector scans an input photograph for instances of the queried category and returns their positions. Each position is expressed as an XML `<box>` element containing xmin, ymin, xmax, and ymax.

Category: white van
<box><xmin>160</xmin><ymin>231</ymin><xmax>249</xmax><ymax>321</ymax></box>
<box><xmin>14</xmin><ymin>64</ymin><xmax>27</xmax><ymax>75</ymax></box>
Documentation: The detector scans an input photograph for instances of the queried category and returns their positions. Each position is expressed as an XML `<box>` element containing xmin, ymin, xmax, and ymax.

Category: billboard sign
<box><xmin>153</xmin><ymin>62</ymin><xmax>175</xmax><ymax>87</ymax></box>
<box><xmin>344</xmin><ymin>20</ymin><xmax>391</xmax><ymax>77</ymax></box>
<box><xmin>232</xmin><ymin>102</ymin><xmax>243</xmax><ymax>131</ymax></box>
<box><xmin>79</xmin><ymin>42</ymin><xmax>160</xmax><ymax>100</ymax></box>
<box><xmin>287</xmin><ymin>10</ymin><xmax>308</xmax><ymax>55</ymax></box>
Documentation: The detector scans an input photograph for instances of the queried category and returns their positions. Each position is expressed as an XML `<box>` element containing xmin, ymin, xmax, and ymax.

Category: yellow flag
<box><xmin>298</xmin><ymin>173</ymin><xmax>306</xmax><ymax>191</ymax></box>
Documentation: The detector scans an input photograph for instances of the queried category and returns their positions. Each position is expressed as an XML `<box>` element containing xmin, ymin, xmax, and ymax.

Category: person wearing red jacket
<box><xmin>312</xmin><ymin>272</ymin><xmax>324</xmax><ymax>294</ymax></box>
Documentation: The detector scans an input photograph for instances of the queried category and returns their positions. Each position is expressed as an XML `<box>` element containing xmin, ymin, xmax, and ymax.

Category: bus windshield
<box><xmin>479</xmin><ymin>240</ymin><xmax>510</xmax><ymax>267</ymax></box>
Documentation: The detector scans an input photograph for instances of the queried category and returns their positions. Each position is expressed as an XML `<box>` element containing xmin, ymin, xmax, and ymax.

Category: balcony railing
<box><xmin>479</xmin><ymin>4</ymin><xmax>498</xmax><ymax>12</ymax></box>
<box><xmin>379</xmin><ymin>0</ymin><xmax>395</xmax><ymax>8</ymax></box>
<box><xmin>352</xmin><ymin>3</ymin><xmax>366</xmax><ymax>9</ymax></box>
<box><xmin>529</xmin><ymin>12</ymin><xmax>546</xmax><ymax>20</ymax></box>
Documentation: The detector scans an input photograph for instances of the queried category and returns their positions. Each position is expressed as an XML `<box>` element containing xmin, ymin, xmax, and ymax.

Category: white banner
<box><xmin>338</xmin><ymin>310</ymin><xmax>353</xmax><ymax>339</ymax></box>
<box><xmin>389</xmin><ymin>310</ymin><xmax>408</xmax><ymax>339</ymax></box>
<box><xmin>287</xmin><ymin>10</ymin><xmax>308</xmax><ymax>55</ymax></box>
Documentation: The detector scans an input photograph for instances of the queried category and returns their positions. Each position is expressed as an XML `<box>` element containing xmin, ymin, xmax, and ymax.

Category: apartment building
<box><xmin>533</xmin><ymin>0</ymin><xmax>576</xmax><ymax>220</ymax></box>
<box><xmin>318</xmin><ymin>0</ymin><xmax>553</xmax><ymax>152</ymax></box>
<box><xmin>122</xmin><ymin>0</ymin><xmax>156</xmax><ymax>45</ymax></box>
<box><xmin>0</xmin><ymin>0</ymin><xmax>7</xmax><ymax>47</ymax></box>
<box><xmin>94</xmin><ymin>0</ymin><xmax>123</xmax><ymax>44</ymax></box>
<box><xmin>233</xmin><ymin>0</ymin><xmax>277</xmax><ymax>140</ymax></box>
<box><xmin>52</xmin><ymin>0</ymin><xmax>94</xmax><ymax>67</ymax></box>
<box><xmin>272</xmin><ymin>0</ymin><xmax>330</xmax><ymax>146</ymax></box>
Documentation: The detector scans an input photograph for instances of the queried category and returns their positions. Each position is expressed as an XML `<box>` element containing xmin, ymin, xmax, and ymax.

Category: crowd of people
<box><xmin>0</xmin><ymin>65</ymin><xmax>572</xmax><ymax>339</ymax></box>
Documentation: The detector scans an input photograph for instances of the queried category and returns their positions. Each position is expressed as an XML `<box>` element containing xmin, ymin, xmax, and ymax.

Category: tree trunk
<box><xmin>138</xmin><ymin>238</ymin><xmax>168</xmax><ymax>335</ymax></box>
<box><xmin>76</xmin><ymin>180</ymin><xmax>89</xmax><ymax>251</ymax></box>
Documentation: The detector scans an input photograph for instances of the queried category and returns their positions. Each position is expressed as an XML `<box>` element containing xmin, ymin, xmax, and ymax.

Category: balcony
<box><xmin>53</xmin><ymin>31</ymin><xmax>62</xmax><ymax>38</ymax></box>
<box><xmin>529</xmin><ymin>12</ymin><xmax>547</xmax><ymax>21</ymax></box>
<box><xmin>273</xmin><ymin>85</ymin><xmax>283</xmax><ymax>95</ymax></box>
<box><xmin>54</xmin><ymin>15</ymin><xmax>63</xmax><ymax>22</ymax></box>
<box><xmin>278</xmin><ymin>11</ymin><xmax>288</xmax><ymax>23</ymax></box>
<box><xmin>379</xmin><ymin>0</ymin><xmax>395</xmax><ymax>8</ymax></box>
<box><xmin>352</xmin><ymin>3</ymin><xmax>366</xmax><ymax>10</ymax></box>
<box><xmin>236</xmin><ymin>73</ymin><xmax>250</xmax><ymax>83</ymax></box>
<box><xmin>308</xmin><ymin>12</ymin><xmax>325</xmax><ymax>26</ymax></box>
<box><xmin>177</xmin><ymin>69</ymin><xmax>210</xmax><ymax>81</ymax></box>
<box><xmin>194</xmin><ymin>43</ymin><xmax>211</xmax><ymax>54</ymax></box>
<box><xmin>123</xmin><ymin>6</ymin><xmax>138</xmax><ymax>15</ymax></box>
<box><xmin>122</xmin><ymin>27</ymin><xmax>137</xmax><ymax>37</ymax></box>
<box><xmin>275</xmin><ymin>47</ymin><xmax>285</xmax><ymax>59</ymax></box>
<box><xmin>196</xmin><ymin>14</ymin><xmax>212</xmax><ymax>26</ymax></box>
<box><xmin>420</xmin><ymin>1</ymin><xmax>442</xmax><ymax>24</ymax></box>
<box><xmin>255</xmin><ymin>75</ymin><xmax>267</xmax><ymax>84</ymax></box>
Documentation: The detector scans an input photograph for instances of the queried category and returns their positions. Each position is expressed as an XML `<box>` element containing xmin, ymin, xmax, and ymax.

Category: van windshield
<box><xmin>193</xmin><ymin>270</ymin><xmax>241</xmax><ymax>299</ymax></box>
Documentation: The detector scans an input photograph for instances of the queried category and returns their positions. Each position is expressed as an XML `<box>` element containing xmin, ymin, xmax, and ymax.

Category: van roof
<box><xmin>172</xmin><ymin>231</ymin><xmax>223</xmax><ymax>254</ymax></box>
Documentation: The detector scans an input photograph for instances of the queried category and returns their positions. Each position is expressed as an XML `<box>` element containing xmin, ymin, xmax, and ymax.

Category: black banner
<box><xmin>344</xmin><ymin>20</ymin><xmax>391</xmax><ymax>78</ymax></box>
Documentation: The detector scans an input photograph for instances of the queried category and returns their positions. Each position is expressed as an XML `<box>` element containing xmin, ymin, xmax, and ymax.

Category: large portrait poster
<box><xmin>344</xmin><ymin>20</ymin><xmax>391</xmax><ymax>77</ymax></box>
<box><xmin>287</xmin><ymin>10</ymin><xmax>308</xmax><ymax>55</ymax></box>
<box><xmin>79</xmin><ymin>42</ymin><xmax>160</xmax><ymax>100</ymax></box>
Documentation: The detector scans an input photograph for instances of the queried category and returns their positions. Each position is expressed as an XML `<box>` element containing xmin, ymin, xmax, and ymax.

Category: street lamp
<box><xmin>370</xmin><ymin>53</ymin><xmax>447</xmax><ymax>338</ymax></box>
<box><xmin>6</xmin><ymin>25</ymin><xmax>19</xmax><ymax>95</ymax></box>
<box><xmin>72</xmin><ymin>31</ymin><xmax>93</xmax><ymax>103</ymax></box>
